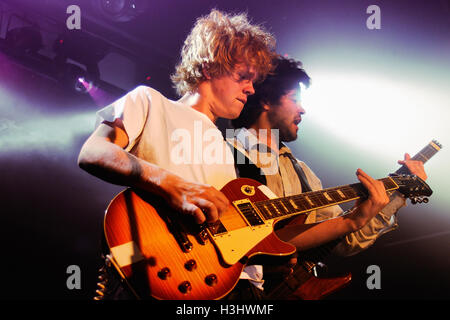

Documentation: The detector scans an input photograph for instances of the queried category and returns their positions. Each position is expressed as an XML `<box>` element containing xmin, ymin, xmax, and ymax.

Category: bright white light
<box><xmin>301</xmin><ymin>71</ymin><xmax>449</xmax><ymax>157</ymax></box>
<box><xmin>0</xmin><ymin>111</ymin><xmax>96</xmax><ymax>154</ymax></box>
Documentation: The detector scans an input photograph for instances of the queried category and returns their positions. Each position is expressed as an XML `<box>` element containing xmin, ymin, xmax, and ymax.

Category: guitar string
<box><xmin>255</xmin><ymin>178</ymin><xmax>397</xmax><ymax>219</ymax></box>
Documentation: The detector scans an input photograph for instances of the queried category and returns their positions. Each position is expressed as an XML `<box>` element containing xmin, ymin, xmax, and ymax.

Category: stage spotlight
<box><xmin>5</xmin><ymin>26</ymin><xmax>43</xmax><ymax>54</ymax></box>
<box><xmin>76</xmin><ymin>76</ymin><xmax>95</xmax><ymax>93</ymax></box>
<box><xmin>58</xmin><ymin>63</ymin><xmax>97</xmax><ymax>94</ymax></box>
<box><xmin>93</xmin><ymin>0</ymin><xmax>148</xmax><ymax>22</ymax></box>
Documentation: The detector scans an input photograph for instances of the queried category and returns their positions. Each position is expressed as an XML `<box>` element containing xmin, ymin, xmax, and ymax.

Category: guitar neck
<box><xmin>251</xmin><ymin>140</ymin><xmax>441</xmax><ymax>222</ymax></box>
<box><xmin>396</xmin><ymin>140</ymin><xmax>442</xmax><ymax>174</ymax></box>
<box><xmin>253</xmin><ymin>177</ymin><xmax>399</xmax><ymax>222</ymax></box>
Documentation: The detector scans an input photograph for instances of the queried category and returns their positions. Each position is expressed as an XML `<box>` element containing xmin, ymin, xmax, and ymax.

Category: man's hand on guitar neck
<box><xmin>276</xmin><ymin>169</ymin><xmax>390</xmax><ymax>250</ymax></box>
<box><xmin>159</xmin><ymin>173</ymin><xmax>230</xmax><ymax>224</ymax></box>
<box><xmin>398</xmin><ymin>153</ymin><xmax>427</xmax><ymax>181</ymax></box>
<box><xmin>345</xmin><ymin>168</ymin><xmax>390</xmax><ymax>231</ymax></box>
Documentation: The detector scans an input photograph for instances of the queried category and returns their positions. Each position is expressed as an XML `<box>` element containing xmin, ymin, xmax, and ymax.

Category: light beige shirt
<box><xmin>229</xmin><ymin>128</ymin><xmax>406</xmax><ymax>256</ymax></box>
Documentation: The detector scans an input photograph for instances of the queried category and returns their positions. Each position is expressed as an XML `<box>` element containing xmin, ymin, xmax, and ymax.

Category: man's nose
<box><xmin>297</xmin><ymin>102</ymin><xmax>306</xmax><ymax>114</ymax></box>
<box><xmin>244</xmin><ymin>82</ymin><xmax>255</xmax><ymax>96</ymax></box>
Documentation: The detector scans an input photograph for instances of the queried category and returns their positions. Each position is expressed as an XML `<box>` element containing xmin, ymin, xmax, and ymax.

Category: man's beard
<box><xmin>279</xmin><ymin>126</ymin><xmax>298</xmax><ymax>143</ymax></box>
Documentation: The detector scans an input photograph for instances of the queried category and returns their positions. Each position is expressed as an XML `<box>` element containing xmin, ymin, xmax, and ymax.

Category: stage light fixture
<box><xmin>57</xmin><ymin>63</ymin><xmax>97</xmax><ymax>94</ymax></box>
<box><xmin>93</xmin><ymin>0</ymin><xmax>148</xmax><ymax>22</ymax></box>
<box><xmin>76</xmin><ymin>76</ymin><xmax>95</xmax><ymax>93</ymax></box>
<box><xmin>53</xmin><ymin>31</ymin><xmax>108</xmax><ymax>81</ymax></box>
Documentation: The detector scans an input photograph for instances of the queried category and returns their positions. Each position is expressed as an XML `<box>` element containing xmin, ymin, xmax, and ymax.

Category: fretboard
<box><xmin>254</xmin><ymin>177</ymin><xmax>399</xmax><ymax>221</ymax></box>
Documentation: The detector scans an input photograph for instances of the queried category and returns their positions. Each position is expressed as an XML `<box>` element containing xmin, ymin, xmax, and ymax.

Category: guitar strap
<box><xmin>227</xmin><ymin>140</ymin><xmax>313</xmax><ymax>192</ymax></box>
<box><xmin>226</xmin><ymin>141</ymin><xmax>267</xmax><ymax>185</ymax></box>
<box><xmin>279</xmin><ymin>150</ymin><xmax>312</xmax><ymax>192</ymax></box>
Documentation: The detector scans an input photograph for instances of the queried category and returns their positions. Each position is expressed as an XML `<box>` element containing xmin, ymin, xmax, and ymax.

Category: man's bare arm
<box><xmin>77</xmin><ymin>120</ymin><xmax>229</xmax><ymax>224</ymax></box>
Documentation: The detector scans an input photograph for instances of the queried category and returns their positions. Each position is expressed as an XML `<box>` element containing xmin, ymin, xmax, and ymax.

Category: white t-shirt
<box><xmin>96</xmin><ymin>85</ymin><xmax>237</xmax><ymax>189</ymax></box>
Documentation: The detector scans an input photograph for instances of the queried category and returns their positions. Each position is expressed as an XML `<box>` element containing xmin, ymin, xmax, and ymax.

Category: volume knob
<box><xmin>157</xmin><ymin>267</ymin><xmax>171</xmax><ymax>280</ymax></box>
<box><xmin>178</xmin><ymin>281</ymin><xmax>192</xmax><ymax>294</ymax></box>
<box><xmin>184</xmin><ymin>259</ymin><xmax>197</xmax><ymax>271</ymax></box>
<box><xmin>205</xmin><ymin>274</ymin><xmax>218</xmax><ymax>286</ymax></box>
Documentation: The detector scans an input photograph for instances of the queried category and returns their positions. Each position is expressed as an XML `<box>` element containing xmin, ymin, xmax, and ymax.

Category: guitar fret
<box><xmin>296</xmin><ymin>197</ymin><xmax>312</xmax><ymax>211</ymax></box>
<box><xmin>327</xmin><ymin>189</ymin><xmax>344</xmax><ymax>202</ymax></box>
<box><xmin>286</xmin><ymin>197</ymin><xmax>300</xmax><ymax>211</ymax></box>
<box><xmin>278</xmin><ymin>200</ymin><xmax>291</xmax><ymax>214</ymax></box>
<box><xmin>282</xmin><ymin>198</ymin><xmax>297</xmax><ymax>214</ymax></box>
<box><xmin>315</xmin><ymin>193</ymin><xmax>331</xmax><ymax>205</ymax></box>
<box><xmin>422</xmin><ymin>147</ymin><xmax>434</xmax><ymax>156</ymax></box>
<box><xmin>274</xmin><ymin>202</ymin><xmax>286</xmax><ymax>217</ymax></box>
<box><xmin>308</xmin><ymin>194</ymin><xmax>324</xmax><ymax>207</ymax></box>
<box><xmin>416</xmin><ymin>152</ymin><xmax>429</xmax><ymax>162</ymax></box>
<box><xmin>343</xmin><ymin>188</ymin><xmax>357</xmax><ymax>199</ymax></box>
<box><xmin>336</xmin><ymin>189</ymin><xmax>347</xmax><ymax>200</ymax></box>
<box><xmin>277</xmin><ymin>201</ymin><xmax>287</xmax><ymax>216</ymax></box>
<box><xmin>258</xmin><ymin>204</ymin><xmax>271</xmax><ymax>219</ymax></box>
<box><xmin>322</xmin><ymin>191</ymin><xmax>333</xmax><ymax>202</ymax></box>
<box><xmin>268</xmin><ymin>202</ymin><xmax>280</xmax><ymax>216</ymax></box>
<box><xmin>304</xmin><ymin>195</ymin><xmax>314</xmax><ymax>207</ymax></box>
<box><xmin>349</xmin><ymin>183</ymin><xmax>367</xmax><ymax>197</ymax></box>
<box><xmin>288</xmin><ymin>198</ymin><xmax>298</xmax><ymax>211</ymax></box>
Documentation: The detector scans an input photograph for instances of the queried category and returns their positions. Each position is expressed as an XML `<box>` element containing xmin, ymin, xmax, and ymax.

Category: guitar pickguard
<box><xmin>211</xmin><ymin>222</ymin><xmax>275</xmax><ymax>265</ymax></box>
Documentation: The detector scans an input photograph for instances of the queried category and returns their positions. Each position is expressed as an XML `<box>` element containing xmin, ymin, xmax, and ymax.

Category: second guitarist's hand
<box><xmin>398</xmin><ymin>153</ymin><xmax>427</xmax><ymax>181</ymax></box>
<box><xmin>276</xmin><ymin>169</ymin><xmax>390</xmax><ymax>251</ymax></box>
<box><xmin>345</xmin><ymin>168</ymin><xmax>390</xmax><ymax>231</ymax></box>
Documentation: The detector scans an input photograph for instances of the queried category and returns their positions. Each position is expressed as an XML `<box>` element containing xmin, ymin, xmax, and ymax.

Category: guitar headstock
<box><xmin>389</xmin><ymin>173</ymin><xmax>433</xmax><ymax>204</ymax></box>
<box><xmin>432</xmin><ymin>139</ymin><xmax>442</xmax><ymax>149</ymax></box>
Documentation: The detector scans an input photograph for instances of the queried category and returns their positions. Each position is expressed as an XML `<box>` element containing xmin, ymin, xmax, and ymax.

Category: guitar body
<box><xmin>104</xmin><ymin>178</ymin><xmax>296</xmax><ymax>300</ymax></box>
<box><xmin>103</xmin><ymin>160</ymin><xmax>434</xmax><ymax>300</ymax></box>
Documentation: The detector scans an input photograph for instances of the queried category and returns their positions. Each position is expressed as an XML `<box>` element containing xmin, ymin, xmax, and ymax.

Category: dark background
<box><xmin>0</xmin><ymin>0</ymin><xmax>449</xmax><ymax>300</ymax></box>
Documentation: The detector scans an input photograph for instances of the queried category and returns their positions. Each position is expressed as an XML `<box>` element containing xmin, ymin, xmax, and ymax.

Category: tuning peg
<box><xmin>410</xmin><ymin>196</ymin><xmax>429</xmax><ymax>204</ymax></box>
<box><xmin>432</xmin><ymin>140</ymin><xmax>442</xmax><ymax>148</ymax></box>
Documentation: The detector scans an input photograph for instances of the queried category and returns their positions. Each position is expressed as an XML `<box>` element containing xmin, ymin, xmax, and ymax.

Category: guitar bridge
<box><xmin>204</xmin><ymin>221</ymin><xmax>227</xmax><ymax>237</ymax></box>
<box><xmin>196</xmin><ymin>225</ymin><xmax>209</xmax><ymax>245</ymax></box>
<box><xmin>166</xmin><ymin>217</ymin><xmax>193</xmax><ymax>252</ymax></box>
<box><xmin>177</xmin><ymin>230</ymin><xmax>193</xmax><ymax>252</ymax></box>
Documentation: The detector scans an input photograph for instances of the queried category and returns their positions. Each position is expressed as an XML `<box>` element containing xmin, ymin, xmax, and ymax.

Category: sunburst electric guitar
<box><xmin>103</xmin><ymin>149</ymin><xmax>436</xmax><ymax>300</ymax></box>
